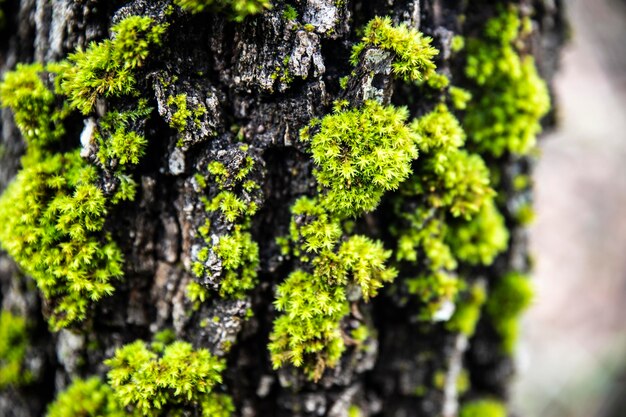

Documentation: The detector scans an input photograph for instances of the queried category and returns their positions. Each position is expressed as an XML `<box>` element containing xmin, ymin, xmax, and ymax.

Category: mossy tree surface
<box><xmin>0</xmin><ymin>1</ymin><xmax>566</xmax><ymax>416</ymax></box>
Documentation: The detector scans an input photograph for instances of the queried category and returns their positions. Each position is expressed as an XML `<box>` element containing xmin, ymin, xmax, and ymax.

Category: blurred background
<box><xmin>514</xmin><ymin>0</ymin><xmax>626</xmax><ymax>416</ymax></box>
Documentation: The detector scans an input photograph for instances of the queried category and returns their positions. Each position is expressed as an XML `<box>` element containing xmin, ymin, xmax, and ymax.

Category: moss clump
<box><xmin>0</xmin><ymin>63</ymin><xmax>66</xmax><ymax>148</ymax></box>
<box><xmin>46</xmin><ymin>377</ymin><xmax>125</xmax><ymax>417</ymax></box>
<box><xmin>447</xmin><ymin>199</ymin><xmax>508</xmax><ymax>266</ymax></box>
<box><xmin>0</xmin><ymin>311</ymin><xmax>31</xmax><ymax>388</ymax></box>
<box><xmin>460</xmin><ymin>399</ymin><xmax>507</xmax><ymax>417</ymax></box>
<box><xmin>0</xmin><ymin>152</ymin><xmax>123</xmax><ymax>329</ymax></box>
<box><xmin>351</xmin><ymin>16</ymin><xmax>438</xmax><ymax>82</ymax></box>
<box><xmin>213</xmin><ymin>228</ymin><xmax>260</xmax><ymax>298</ymax></box>
<box><xmin>105</xmin><ymin>340</ymin><xmax>233</xmax><ymax>416</ymax></box>
<box><xmin>167</xmin><ymin>94</ymin><xmax>192</xmax><ymax>132</ymax></box>
<box><xmin>446</xmin><ymin>283</ymin><xmax>487</xmax><ymax>337</ymax></box>
<box><xmin>192</xmin><ymin>149</ymin><xmax>261</xmax><ymax>302</ymax></box>
<box><xmin>301</xmin><ymin>100</ymin><xmax>418</xmax><ymax>217</ymax></box>
<box><xmin>269</xmin><ymin>270</ymin><xmax>349</xmax><ymax>380</ymax></box>
<box><xmin>391</xmin><ymin>105</ymin><xmax>508</xmax><ymax>320</ymax></box>
<box><xmin>464</xmin><ymin>6</ymin><xmax>550</xmax><ymax>156</ymax></box>
<box><xmin>282</xmin><ymin>4</ymin><xmax>298</xmax><ymax>21</ymax></box>
<box><xmin>58</xmin><ymin>16</ymin><xmax>166</xmax><ymax>115</ymax></box>
<box><xmin>287</xmin><ymin>196</ymin><xmax>342</xmax><ymax>256</ymax></box>
<box><xmin>174</xmin><ymin>0</ymin><xmax>272</xmax><ymax>21</ymax></box>
<box><xmin>95</xmin><ymin>100</ymin><xmax>152</xmax><ymax>169</ymax></box>
<box><xmin>410</xmin><ymin>104</ymin><xmax>494</xmax><ymax>219</ymax></box>
<box><xmin>487</xmin><ymin>272</ymin><xmax>534</xmax><ymax>352</ymax></box>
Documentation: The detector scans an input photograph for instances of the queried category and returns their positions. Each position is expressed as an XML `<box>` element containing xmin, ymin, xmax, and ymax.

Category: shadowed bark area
<box><xmin>0</xmin><ymin>0</ymin><xmax>567</xmax><ymax>416</ymax></box>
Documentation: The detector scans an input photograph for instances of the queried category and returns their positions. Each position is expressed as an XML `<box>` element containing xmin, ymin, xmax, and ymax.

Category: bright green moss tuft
<box><xmin>167</xmin><ymin>94</ymin><xmax>192</xmax><ymax>132</ymax></box>
<box><xmin>288</xmin><ymin>196</ymin><xmax>342</xmax><ymax>255</ymax></box>
<box><xmin>214</xmin><ymin>228</ymin><xmax>260</xmax><ymax>298</ymax></box>
<box><xmin>460</xmin><ymin>399</ymin><xmax>507</xmax><ymax>417</ymax></box>
<box><xmin>193</xmin><ymin>152</ymin><xmax>261</xmax><ymax>302</ymax></box>
<box><xmin>447</xmin><ymin>200</ymin><xmax>509</xmax><ymax>266</ymax></box>
<box><xmin>449</xmin><ymin>86</ymin><xmax>472</xmax><ymax>110</ymax></box>
<box><xmin>464</xmin><ymin>6</ymin><xmax>550</xmax><ymax>156</ymax></box>
<box><xmin>105</xmin><ymin>340</ymin><xmax>231</xmax><ymax>416</ymax></box>
<box><xmin>407</xmin><ymin>271</ymin><xmax>460</xmax><ymax>319</ymax></box>
<box><xmin>410</xmin><ymin>105</ymin><xmax>494</xmax><ymax>219</ymax></box>
<box><xmin>59</xmin><ymin>16</ymin><xmax>166</xmax><ymax>114</ymax></box>
<box><xmin>174</xmin><ymin>0</ymin><xmax>272</xmax><ymax>22</ymax></box>
<box><xmin>282</xmin><ymin>4</ymin><xmax>298</xmax><ymax>21</ymax></box>
<box><xmin>487</xmin><ymin>272</ymin><xmax>534</xmax><ymax>352</ymax></box>
<box><xmin>269</xmin><ymin>269</ymin><xmax>349</xmax><ymax>381</ymax></box>
<box><xmin>446</xmin><ymin>283</ymin><xmax>486</xmax><ymax>336</ymax></box>
<box><xmin>302</xmin><ymin>100</ymin><xmax>418</xmax><ymax>217</ymax></box>
<box><xmin>0</xmin><ymin>311</ymin><xmax>31</xmax><ymax>388</ymax></box>
<box><xmin>0</xmin><ymin>151</ymin><xmax>123</xmax><ymax>329</ymax></box>
<box><xmin>0</xmin><ymin>63</ymin><xmax>66</xmax><ymax>148</ymax></box>
<box><xmin>46</xmin><ymin>377</ymin><xmax>125</xmax><ymax>417</ymax></box>
<box><xmin>96</xmin><ymin>102</ymin><xmax>152</xmax><ymax>168</ymax></box>
<box><xmin>316</xmin><ymin>235</ymin><xmax>397</xmax><ymax>301</ymax></box>
<box><xmin>351</xmin><ymin>16</ymin><xmax>438</xmax><ymax>82</ymax></box>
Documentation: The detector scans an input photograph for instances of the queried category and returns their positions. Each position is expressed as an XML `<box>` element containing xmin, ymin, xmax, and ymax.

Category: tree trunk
<box><xmin>0</xmin><ymin>1</ymin><xmax>567</xmax><ymax>416</ymax></box>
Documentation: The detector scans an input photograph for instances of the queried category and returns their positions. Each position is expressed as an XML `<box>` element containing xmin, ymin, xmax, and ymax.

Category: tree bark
<box><xmin>0</xmin><ymin>0</ymin><xmax>568</xmax><ymax>416</ymax></box>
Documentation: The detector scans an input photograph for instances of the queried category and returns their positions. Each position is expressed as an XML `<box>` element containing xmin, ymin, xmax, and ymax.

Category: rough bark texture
<box><xmin>0</xmin><ymin>0</ymin><xmax>567</xmax><ymax>416</ymax></box>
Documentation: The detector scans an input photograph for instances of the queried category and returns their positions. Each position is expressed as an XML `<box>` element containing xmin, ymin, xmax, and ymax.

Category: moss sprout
<box><xmin>464</xmin><ymin>6</ymin><xmax>550</xmax><ymax>156</ymax></box>
<box><xmin>460</xmin><ymin>399</ymin><xmax>507</xmax><ymax>417</ymax></box>
<box><xmin>58</xmin><ymin>16</ymin><xmax>166</xmax><ymax>115</ymax></box>
<box><xmin>0</xmin><ymin>63</ymin><xmax>66</xmax><ymax>148</ymax></box>
<box><xmin>269</xmin><ymin>269</ymin><xmax>349</xmax><ymax>380</ymax></box>
<box><xmin>446</xmin><ymin>283</ymin><xmax>487</xmax><ymax>337</ymax></box>
<box><xmin>487</xmin><ymin>272</ymin><xmax>534</xmax><ymax>352</ymax></box>
<box><xmin>166</xmin><ymin>94</ymin><xmax>192</xmax><ymax>132</ymax></box>
<box><xmin>351</xmin><ymin>16</ymin><xmax>438</xmax><ymax>82</ymax></box>
<box><xmin>0</xmin><ymin>152</ymin><xmax>123</xmax><ymax>329</ymax></box>
<box><xmin>174</xmin><ymin>0</ymin><xmax>272</xmax><ymax>21</ymax></box>
<box><xmin>46</xmin><ymin>377</ymin><xmax>125</xmax><ymax>417</ymax></box>
<box><xmin>105</xmin><ymin>340</ymin><xmax>232</xmax><ymax>416</ymax></box>
<box><xmin>302</xmin><ymin>100</ymin><xmax>418</xmax><ymax>217</ymax></box>
<box><xmin>0</xmin><ymin>311</ymin><xmax>31</xmax><ymax>388</ymax></box>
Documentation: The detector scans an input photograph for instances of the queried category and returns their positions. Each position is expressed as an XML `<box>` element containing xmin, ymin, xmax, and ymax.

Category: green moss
<box><xmin>514</xmin><ymin>202</ymin><xmax>535</xmax><ymax>225</ymax></box>
<box><xmin>487</xmin><ymin>272</ymin><xmax>534</xmax><ymax>352</ymax></box>
<box><xmin>105</xmin><ymin>340</ymin><xmax>232</xmax><ymax>416</ymax></box>
<box><xmin>0</xmin><ymin>63</ymin><xmax>66</xmax><ymax>148</ymax></box>
<box><xmin>446</xmin><ymin>283</ymin><xmax>486</xmax><ymax>336</ymax></box>
<box><xmin>410</xmin><ymin>104</ymin><xmax>494</xmax><ymax>219</ymax></box>
<box><xmin>348</xmin><ymin>405</ymin><xmax>363</xmax><ymax>417</ymax></box>
<box><xmin>447</xmin><ymin>199</ymin><xmax>509</xmax><ymax>266</ymax></box>
<box><xmin>449</xmin><ymin>86</ymin><xmax>471</xmax><ymax>110</ymax></box>
<box><xmin>288</xmin><ymin>196</ymin><xmax>342</xmax><ymax>255</ymax></box>
<box><xmin>464</xmin><ymin>6</ymin><xmax>550</xmax><ymax>156</ymax></box>
<box><xmin>282</xmin><ymin>5</ymin><xmax>298</xmax><ymax>21</ymax></box>
<box><xmin>268</xmin><ymin>269</ymin><xmax>349</xmax><ymax>381</ymax></box>
<box><xmin>316</xmin><ymin>235</ymin><xmax>397</xmax><ymax>301</ymax></box>
<box><xmin>351</xmin><ymin>16</ymin><xmax>438</xmax><ymax>82</ymax></box>
<box><xmin>214</xmin><ymin>228</ymin><xmax>259</xmax><ymax>298</ymax></box>
<box><xmin>407</xmin><ymin>271</ymin><xmax>460</xmax><ymax>319</ymax></box>
<box><xmin>174</xmin><ymin>0</ymin><xmax>272</xmax><ymax>22</ymax></box>
<box><xmin>204</xmin><ymin>191</ymin><xmax>256</xmax><ymax>223</ymax></box>
<box><xmin>96</xmin><ymin>101</ymin><xmax>152</xmax><ymax>168</ymax></box>
<box><xmin>301</xmin><ymin>100</ymin><xmax>418</xmax><ymax>217</ymax></box>
<box><xmin>58</xmin><ymin>16</ymin><xmax>166</xmax><ymax>115</ymax></box>
<box><xmin>451</xmin><ymin>35</ymin><xmax>465</xmax><ymax>53</ymax></box>
<box><xmin>460</xmin><ymin>399</ymin><xmax>506</xmax><ymax>417</ymax></box>
<box><xmin>46</xmin><ymin>377</ymin><xmax>125</xmax><ymax>417</ymax></box>
<box><xmin>0</xmin><ymin>311</ymin><xmax>31</xmax><ymax>388</ymax></box>
<box><xmin>391</xmin><ymin>104</ymin><xmax>508</xmax><ymax>321</ymax></box>
<box><xmin>0</xmin><ymin>152</ymin><xmax>123</xmax><ymax>330</ymax></box>
<box><xmin>167</xmin><ymin>94</ymin><xmax>192</xmax><ymax>132</ymax></box>
<box><xmin>193</xmin><ymin>152</ymin><xmax>260</xmax><ymax>302</ymax></box>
